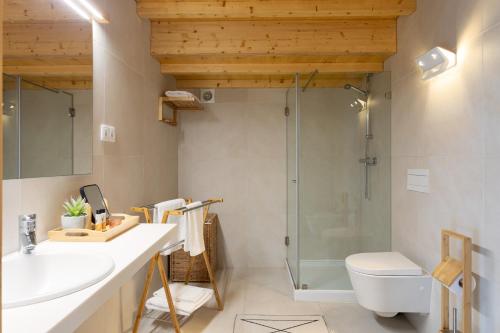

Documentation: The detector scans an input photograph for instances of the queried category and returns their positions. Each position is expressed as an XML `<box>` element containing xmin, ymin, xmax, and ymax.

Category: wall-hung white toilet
<box><xmin>346</xmin><ymin>252</ymin><xmax>432</xmax><ymax>317</ymax></box>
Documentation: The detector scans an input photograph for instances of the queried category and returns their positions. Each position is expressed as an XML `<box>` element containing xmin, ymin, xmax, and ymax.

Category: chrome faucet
<box><xmin>19</xmin><ymin>214</ymin><xmax>37</xmax><ymax>254</ymax></box>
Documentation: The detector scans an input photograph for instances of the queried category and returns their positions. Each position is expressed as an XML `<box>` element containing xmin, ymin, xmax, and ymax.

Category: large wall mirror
<box><xmin>2</xmin><ymin>0</ymin><xmax>93</xmax><ymax>179</ymax></box>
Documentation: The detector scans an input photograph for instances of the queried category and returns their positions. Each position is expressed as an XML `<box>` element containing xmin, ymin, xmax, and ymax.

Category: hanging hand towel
<box><xmin>153</xmin><ymin>198</ymin><xmax>186</xmax><ymax>255</ymax></box>
<box><xmin>184</xmin><ymin>201</ymin><xmax>205</xmax><ymax>257</ymax></box>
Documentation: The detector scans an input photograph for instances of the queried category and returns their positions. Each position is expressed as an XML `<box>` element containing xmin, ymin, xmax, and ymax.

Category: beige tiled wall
<box><xmin>386</xmin><ymin>0</ymin><xmax>500</xmax><ymax>331</ymax></box>
<box><xmin>2</xmin><ymin>0</ymin><xmax>178</xmax><ymax>330</ymax></box>
<box><xmin>178</xmin><ymin>89</ymin><xmax>287</xmax><ymax>268</ymax></box>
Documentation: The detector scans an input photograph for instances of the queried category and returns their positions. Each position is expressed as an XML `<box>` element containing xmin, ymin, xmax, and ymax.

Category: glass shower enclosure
<box><xmin>3</xmin><ymin>74</ymin><xmax>75</xmax><ymax>179</ymax></box>
<box><xmin>286</xmin><ymin>72</ymin><xmax>392</xmax><ymax>298</ymax></box>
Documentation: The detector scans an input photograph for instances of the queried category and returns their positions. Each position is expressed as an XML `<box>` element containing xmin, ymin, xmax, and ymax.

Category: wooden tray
<box><xmin>48</xmin><ymin>214</ymin><xmax>139</xmax><ymax>242</ymax></box>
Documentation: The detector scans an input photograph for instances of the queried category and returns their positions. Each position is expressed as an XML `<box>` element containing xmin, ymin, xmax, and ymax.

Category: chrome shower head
<box><xmin>344</xmin><ymin>84</ymin><xmax>368</xmax><ymax>96</ymax></box>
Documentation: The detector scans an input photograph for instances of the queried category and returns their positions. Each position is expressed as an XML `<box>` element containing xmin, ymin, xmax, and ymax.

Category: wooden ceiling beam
<box><xmin>4</xmin><ymin>0</ymin><xmax>83</xmax><ymax>23</ymax></box>
<box><xmin>137</xmin><ymin>1</ymin><xmax>411</xmax><ymax>88</ymax></box>
<box><xmin>158</xmin><ymin>54</ymin><xmax>388</xmax><ymax>64</ymax></box>
<box><xmin>151</xmin><ymin>19</ymin><xmax>396</xmax><ymax>57</ymax></box>
<box><xmin>161</xmin><ymin>62</ymin><xmax>383</xmax><ymax>75</ymax></box>
<box><xmin>3</xmin><ymin>22</ymin><xmax>92</xmax><ymax>58</ymax></box>
<box><xmin>3</xmin><ymin>55</ymin><xmax>92</xmax><ymax>66</ymax></box>
<box><xmin>3</xmin><ymin>64</ymin><xmax>92</xmax><ymax>76</ymax></box>
<box><xmin>176</xmin><ymin>78</ymin><xmax>362</xmax><ymax>89</ymax></box>
<box><xmin>175</xmin><ymin>74</ymin><xmax>363</xmax><ymax>88</ymax></box>
<box><xmin>137</xmin><ymin>0</ymin><xmax>416</xmax><ymax>20</ymax></box>
<box><xmin>22</xmin><ymin>76</ymin><xmax>93</xmax><ymax>90</ymax></box>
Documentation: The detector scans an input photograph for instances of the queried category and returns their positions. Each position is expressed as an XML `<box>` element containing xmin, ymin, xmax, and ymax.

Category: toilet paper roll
<box><xmin>445</xmin><ymin>273</ymin><xmax>476</xmax><ymax>297</ymax></box>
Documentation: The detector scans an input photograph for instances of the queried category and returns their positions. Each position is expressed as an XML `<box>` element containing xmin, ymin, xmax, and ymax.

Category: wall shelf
<box><xmin>158</xmin><ymin>95</ymin><xmax>204</xmax><ymax>126</ymax></box>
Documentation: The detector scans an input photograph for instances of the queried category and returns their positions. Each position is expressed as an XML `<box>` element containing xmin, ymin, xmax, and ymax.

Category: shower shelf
<box><xmin>158</xmin><ymin>94</ymin><xmax>204</xmax><ymax>126</ymax></box>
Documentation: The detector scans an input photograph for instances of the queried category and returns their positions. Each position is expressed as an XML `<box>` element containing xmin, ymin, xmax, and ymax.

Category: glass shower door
<box><xmin>2</xmin><ymin>74</ymin><xmax>20</xmax><ymax>179</ymax></box>
<box><xmin>286</xmin><ymin>74</ymin><xmax>299</xmax><ymax>288</ymax></box>
<box><xmin>20</xmin><ymin>79</ymin><xmax>74</xmax><ymax>178</ymax></box>
<box><xmin>297</xmin><ymin>73</ymin><xmax>392</xmax><ymax>291</ymax></box>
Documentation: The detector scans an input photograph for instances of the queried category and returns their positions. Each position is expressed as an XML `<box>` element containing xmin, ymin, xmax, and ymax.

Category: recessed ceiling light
<box><xmin>416</xmin><ymin>47</ymin><xmax>457</xmax><ymax>80</ymax></box>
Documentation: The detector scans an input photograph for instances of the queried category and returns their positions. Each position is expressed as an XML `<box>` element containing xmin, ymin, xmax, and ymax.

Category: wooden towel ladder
<box><xmin>131</xmin><ymin>198</ymin><xmax>224</xmax><ymax>333</ymax></box>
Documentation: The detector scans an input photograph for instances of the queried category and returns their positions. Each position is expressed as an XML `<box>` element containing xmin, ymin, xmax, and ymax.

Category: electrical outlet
<box><xmin>100</xmin><ymin>124</ymin><xmax>116</xmax><ymax>142</ymax></box>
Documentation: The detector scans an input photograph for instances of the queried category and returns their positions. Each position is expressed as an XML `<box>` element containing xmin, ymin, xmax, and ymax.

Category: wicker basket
<box><xmin>169</xmin><ymin>213</ymin><xmax>218</xmax><ymax>282</ymax></box>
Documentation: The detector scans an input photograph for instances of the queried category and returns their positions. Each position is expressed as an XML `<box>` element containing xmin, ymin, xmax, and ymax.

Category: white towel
<box><xmin>146</xmin><ymin>284</ymin><xmax>213</xmax><ymax>316</ymax></box>
<box><xmin>146</xmin><ymin>297</ymin><xmax>191</xmax><ymax>316</ymax></box>
<box><xmin>165</xmin><ymin>91</ymin><xmax>195</xmax><ymax>99</ymax></box>
<box><xmin>184</xmin><ymin>201</ymin><xmax>205</xmax><ymax>257</ymax></box>
<box><xmin>153</xmin><ymin>284</ymin><xmax>208</xmax><ymax>303</ymax></box>
<box><xmin>153</xmin><ymin>199</ymin><xmax>186</xmax><ymax>255</ymax></box>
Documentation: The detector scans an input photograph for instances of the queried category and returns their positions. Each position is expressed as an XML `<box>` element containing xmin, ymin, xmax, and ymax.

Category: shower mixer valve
<box><xmin>359</xmin><ymin>157</ymin><xmax>377</xmax><ymax>166</ymax></box>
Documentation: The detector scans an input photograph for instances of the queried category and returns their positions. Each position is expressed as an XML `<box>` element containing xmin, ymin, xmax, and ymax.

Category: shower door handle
<box><xmin>291</xmin><ymin>180</ymin><xmax>297</xmax><ymax>183</ymax></box>
<box><xmin>359</xmin><ymin>157</ymin><xmax>377</xmax><ymax>199</ymax></box>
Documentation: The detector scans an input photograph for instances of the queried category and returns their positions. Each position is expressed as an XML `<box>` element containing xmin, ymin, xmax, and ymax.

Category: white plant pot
<box><xmin>61</xmin><ymin>214</ymin><xmax>86</xmax><ymax>229</ymax></box>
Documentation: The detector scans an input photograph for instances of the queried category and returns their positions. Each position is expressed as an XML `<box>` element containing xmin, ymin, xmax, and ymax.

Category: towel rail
<box><xmin>131</xmin><ymin>198</ymin><xmax>222</xmax><ymax>224</ymax></box>
<box><xmin>131</xmin><ymin>197</ymin><xmax>192</xmax><ymax>210</ymax></box>
<box><xmin>169</xmin><ymin>198</ymin><xmax>223</xmax><ymax>215</ymax></box>
<box><xmin>131</xmin><ymin>197</ymin><xmax>224</xmax><ymax>333</ymax></box>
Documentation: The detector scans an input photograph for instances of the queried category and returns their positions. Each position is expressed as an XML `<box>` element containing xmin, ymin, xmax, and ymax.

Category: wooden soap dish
<box><xmin>48</xmin><ymin>214</ymin><xmax>139</xmax><ymax>242</ymax></box>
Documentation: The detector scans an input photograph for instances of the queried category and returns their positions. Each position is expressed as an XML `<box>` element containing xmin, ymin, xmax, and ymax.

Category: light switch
<box><xmin>100</xmin><ymin>124</ymin><xmax>116</xmax><ymax>142</ymax></box>
<box><xmin>108</xmin><ymin>126</ymin><xmax>116</xmax><ymax>142</ymax></box>
<box><xmin>407</xmin><ymin>169</ymin><xmax>429</xmax><ymax>193</ymax></box>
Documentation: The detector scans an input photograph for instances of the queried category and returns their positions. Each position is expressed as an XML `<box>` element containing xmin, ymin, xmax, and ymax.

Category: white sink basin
<box><xmin>2</xmin><ymin>252</ymin><xmax>115</xmax><ymax>308</ymax></box>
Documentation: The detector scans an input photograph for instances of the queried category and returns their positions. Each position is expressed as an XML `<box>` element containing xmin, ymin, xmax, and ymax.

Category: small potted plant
<box><xmin>61</xmin><ymin>196</ymin><xmax>87</xmax><ymax>229</ymax></box>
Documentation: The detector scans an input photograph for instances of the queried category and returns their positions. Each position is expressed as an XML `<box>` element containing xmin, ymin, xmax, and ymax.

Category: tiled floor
<box><xmin>140</xmin><ymin>268</ymin><xmax>416</xmax><ymax>333</ymax></box>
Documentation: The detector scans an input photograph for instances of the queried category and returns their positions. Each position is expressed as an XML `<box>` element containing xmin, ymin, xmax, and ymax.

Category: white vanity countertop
<box><xmin>3</xmin><ymin>223</ymin><xmax>177</xmax><ymax>333</ymax></box>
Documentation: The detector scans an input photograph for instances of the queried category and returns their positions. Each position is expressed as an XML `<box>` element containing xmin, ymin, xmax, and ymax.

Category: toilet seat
<box><xmin>346</xmin><ymin>252</ymin><xmax>423</xmax><ymax>276</ymax></box>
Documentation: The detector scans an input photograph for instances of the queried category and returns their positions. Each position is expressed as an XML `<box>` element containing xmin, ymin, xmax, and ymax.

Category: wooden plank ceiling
<box><xmin>3</xmin><ymin>0</ymin><xmax>92</xmax><ymax>89</ymax></box>
<box><xmin>137</xmin><ymin>0</ymin><xmax>415</xmax><ymax>88</ymax></box>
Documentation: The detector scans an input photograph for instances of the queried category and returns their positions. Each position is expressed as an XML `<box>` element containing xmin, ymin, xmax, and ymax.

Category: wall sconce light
<box><xmin>416</xmin><ymin>47</ymin><xmax>456</xmax><ymax>80</ymax></box>
<box><xmin>63</xmin><ymin>0</ymin><xmax>108</xmax><ymax>23</ymax></box>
